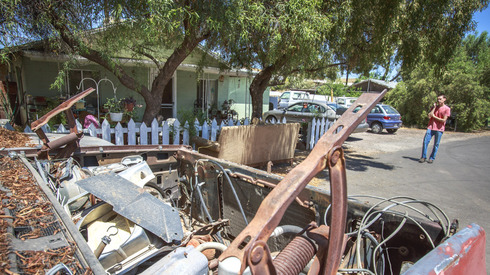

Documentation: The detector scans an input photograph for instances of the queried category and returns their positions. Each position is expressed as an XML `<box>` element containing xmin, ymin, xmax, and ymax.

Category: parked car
<box><xmin>264</xmin><ymin>101</ymin><xmax>337</xmax><ymax>123</ymax></box>
<box><xmin>366</xmin><ymin>104</ymin><xmax>402</xmax><ymax>134</ymax></box>
<box><xmin>336</xmin><ymin>96</ymin><xmax>358</xmax><ymax>108</ymax></box>
<box><xmin>278</xmin><ymin>91</ymin><xmax>331</xmax><ymax>109</ymax></box>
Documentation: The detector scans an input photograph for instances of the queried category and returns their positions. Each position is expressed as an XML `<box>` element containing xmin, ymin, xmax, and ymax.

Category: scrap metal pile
<box><xmin>0</xmin><ymin>90</ymin><xmax>485</xmax><ymax>274</ymax></box>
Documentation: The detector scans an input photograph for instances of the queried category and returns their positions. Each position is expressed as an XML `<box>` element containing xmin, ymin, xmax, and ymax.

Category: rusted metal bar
<box><xmin>30</xmin><ymin>88</ymin><xmax>95</xmax><ymax>159</ymax></box>
<box><xmin>30</xmin><ymin>88</ymin><xmax>95</xmax><ymax>131</ymax></box>
<box><xmin>218</xmin><ymin>90</ymin><xmax>387</xmax><ymax>274</ymax></box>
<box><xmin>228</xmin><ymin>171</ymin><xmax>310</xmax><ymax>208</ymax></box>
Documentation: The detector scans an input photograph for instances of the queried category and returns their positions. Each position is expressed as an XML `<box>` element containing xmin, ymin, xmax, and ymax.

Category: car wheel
<box><xmin>371</xmin><ymin>122</ymin><xmax>383</xmax><ymax>134</ymax></box>
<box><xmin>265</xmin><ymin>116</ymin><xmax>278</xmax><ymax>124</ymax></box>
<box><xmin>387</xmin><ymin>129</ymin><xmax>398</xmax><ymax>134</ymax></box>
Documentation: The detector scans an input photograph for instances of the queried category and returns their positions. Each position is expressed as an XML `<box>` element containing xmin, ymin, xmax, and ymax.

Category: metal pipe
<box><xmin>196</xmin><ymin>242</ymin><xmax>228</xmax><ymax>253</ymax></box>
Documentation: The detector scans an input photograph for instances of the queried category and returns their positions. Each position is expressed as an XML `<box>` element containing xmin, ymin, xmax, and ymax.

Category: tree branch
<box><xmin>131</xmin><ymin>46</ymin><xmax>161</xmax><ymax>70</ymax></box>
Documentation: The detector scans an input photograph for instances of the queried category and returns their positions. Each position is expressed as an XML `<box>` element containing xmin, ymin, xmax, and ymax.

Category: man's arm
<box><xmin>429</xmin><ymin>107</ymin><xmax>449</xmax><ymax>123</ymax></box>
<box><xmin>428</xmin><ymin>103</ymin><xmax>436</xmax><ymax>118</ymax></box>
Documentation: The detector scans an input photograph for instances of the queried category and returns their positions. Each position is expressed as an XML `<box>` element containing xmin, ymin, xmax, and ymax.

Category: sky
<box><xmin>472</xmin><ymin>7</ymin><xmax>490</xmax><ymax>34</ymax></box>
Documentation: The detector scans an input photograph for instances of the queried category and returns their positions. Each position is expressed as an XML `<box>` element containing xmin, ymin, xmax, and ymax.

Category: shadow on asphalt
<box><xmin>346</xmin><ymin>136</ymin><xmax>363</xmax><ymax>142</ymax></box>
<box><xmin>402</xmin><ymin>156</ymin><xmax>421</xmax><ymax>162</ymax></box>
<box><xmin>345</xmin><ymin>153</ymin><xmax>395</xmax><ymax>172</ymax></box>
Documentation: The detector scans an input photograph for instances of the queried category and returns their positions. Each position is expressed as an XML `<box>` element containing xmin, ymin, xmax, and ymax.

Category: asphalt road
<box><xmin>343</xmin><ymin>131</ymin><xmax>490</xmax><ymax>270</ymax></box>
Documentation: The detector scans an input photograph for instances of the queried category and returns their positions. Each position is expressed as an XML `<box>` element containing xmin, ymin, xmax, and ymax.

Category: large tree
<box><xmin>0</xmin><ymin>0</ymin><xmax>238</xmax><ymax>124</ymax></box>
<box><xmin>385</xmin><ymin>32</ymin><xmax>490</xmax><ymax>132</ymax></box>
<box><xmin>217</xmin><ymin>0</ymin><xmax>487</xmax><ymax>119</ymax></box>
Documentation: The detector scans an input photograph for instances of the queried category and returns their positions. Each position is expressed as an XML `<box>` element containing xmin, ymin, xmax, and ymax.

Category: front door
<box><xmin>159</xmin><ymin>80</ymin><xmax>173</xmax><ymax>120</ymax></box>
<box><xmin>150</xmin><ymin>68</ymin><xmax>174</xmax><ymax>120</ymax></box>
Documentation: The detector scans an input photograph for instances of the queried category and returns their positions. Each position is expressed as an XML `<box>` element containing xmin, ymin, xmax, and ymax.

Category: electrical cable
<box><xmin>349</xmin><ymin>195</ymin><xmax>450</xmax><ymax>238</ymax></box>
<box><xmin>371</xmin><ymin>214</ymin><xmax>407</xmax><ymax>275</ymax></box>
<box><xmin>338</xmin><ymin>268</ymin><xmax>376</xmax><ymax>275</ymax></box>
<box><xmin>197</xmin><ymin>159</ymin><xmax>248</xmax><ymax>225</ymax></box>
<box><xmin>352</xmin><ymin>196</ymin><xmax>442</xmax><ymax>272</ymax></box>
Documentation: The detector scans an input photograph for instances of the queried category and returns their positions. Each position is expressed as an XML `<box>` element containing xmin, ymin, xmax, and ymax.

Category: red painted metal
<box><xmin>403</xmin><ymin>223</ymin><xmax>486</xmax><ymax>275</ymax></box>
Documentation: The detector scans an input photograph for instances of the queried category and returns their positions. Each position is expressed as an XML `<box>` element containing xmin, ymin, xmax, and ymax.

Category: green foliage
<box><xmin>37</xmin><ymin>98</ymin><xmax>67</xmax><ymax>128</ymax></box>
<box><xmin>103</xmin><ymin>98</ymin><xmax>124</xmax><ymax>113</ymax></box>
<box><xmin>385</xmin><ymin>33</ymin><xmax>490</xmax><ymax>132</ymax></box>
<box><xmin>177</xmin><ymin>108</ymin><xmax>208</xmax><ymax>138</ymax></box>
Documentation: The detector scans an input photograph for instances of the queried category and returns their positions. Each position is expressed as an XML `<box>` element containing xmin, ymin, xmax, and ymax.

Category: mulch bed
<box><xmin>0</xmin><ymin>128</ymin><xmax>35</xmax><ymax>148</ymax></box>
<box><xmin>0</xmin><ymin>156</ymin><xmax>88</xmax><ymax>274</ymax></box>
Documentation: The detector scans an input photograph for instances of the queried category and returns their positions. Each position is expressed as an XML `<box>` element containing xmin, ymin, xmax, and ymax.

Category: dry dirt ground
<box><xmin>270</xmin><ymin>127</ymin><xmax>490</xmax><ymax>186</ymax></box>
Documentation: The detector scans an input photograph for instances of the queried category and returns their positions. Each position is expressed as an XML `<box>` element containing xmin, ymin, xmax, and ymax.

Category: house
<box><xmin>0</xmin><ymin>44</ymin><xmax>267</xmax><ymax>126</ymax></box>
<box><xmin>351</xmin><ymin>79</ymin><xmax>397</xmax><ymax>93</ymax></box>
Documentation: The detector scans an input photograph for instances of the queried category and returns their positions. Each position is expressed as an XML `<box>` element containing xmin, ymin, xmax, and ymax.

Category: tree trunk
<box><xmin>141</xmin><ymin>34</ymin><xmax>207</xmax><ymax>124</ymax></box>
<box><xmin>249</xmin><ymin>65</ymin><xmax>275</xmax><ymax>120</ymax></box>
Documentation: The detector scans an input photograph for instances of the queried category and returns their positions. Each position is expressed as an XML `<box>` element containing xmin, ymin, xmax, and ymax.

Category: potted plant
<box><xmin>103</xmin><ymin>98</ymin><xmax>124</xmax><ymax>122</ymax></box>
<box><xmin>122</xmin><ymin>96</ymin><xmax>137</xmax><ymax>112</ymax></box>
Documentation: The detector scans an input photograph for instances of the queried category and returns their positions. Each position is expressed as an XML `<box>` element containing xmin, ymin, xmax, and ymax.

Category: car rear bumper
<box><xmin>383</xmin><ymin>121</ymin><xmax>402</xmax><ymax>129</ymax></box>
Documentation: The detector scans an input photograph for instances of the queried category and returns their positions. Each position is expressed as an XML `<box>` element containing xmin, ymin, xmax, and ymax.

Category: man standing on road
<box><xmin>419</xmin><ymin>94</ymin><xmax>451</xmax><ymax>164</ymax></box>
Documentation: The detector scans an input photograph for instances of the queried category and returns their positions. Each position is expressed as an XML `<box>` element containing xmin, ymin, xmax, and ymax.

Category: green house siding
<box><xmin>13</xmin><ymin>52</ymin><xmax>263</xmax><ymax>124</ymax></box>
<box><xmin>176</xmin><ymin>70</ymin><xmax>197</xmax><ymax>114</ymax></box>
<box><xmin>22</xmin><ymin>57</ymin><xmax>63</xmax><ymax>98</ymax></box>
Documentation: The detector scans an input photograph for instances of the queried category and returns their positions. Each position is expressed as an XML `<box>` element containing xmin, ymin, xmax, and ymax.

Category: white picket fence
<box><xmin>303</xmin><ymin>117</ymin><xmax>338</xmax><ymax>150</ymax></box>
<box><xmin>21</xmin><ymin>116</ymin><xmax>336</xmax><ymax>150</ymax></box>
<box><xmin>23</xmin><ymin>118</ymin><xmax>253</xmax><ymax>146</ymax></box>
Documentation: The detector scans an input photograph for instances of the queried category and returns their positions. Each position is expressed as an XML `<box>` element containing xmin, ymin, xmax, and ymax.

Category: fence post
<box><xmin>41</xmin><ymin>124</ymin><xmax>51</xmax><ymax>133</ymax></box>
<box><xmin>127</xmin><ymin>119</ymin><xmax>136</xmax><ymax>145</ymax></box>
<box><xmin>151</xmin><ymin>118</ymin><xmax>159</xmax><ymax>145</ymax></box>
<box><xmin>57</xmin><ymin>124</ymin><xmax>67</xmax><ymax>133</ymax></box>
<box><xmin>320</xmin><ymin>117</ymin><xmax>326</xmax><ymax>138</ymax></box>
<box><xmin>309</xmin><ymin>119</ymin><xmax>316</xmax><ymax>149</ymax></box>
<box><xmin>162</xmin><ymin>121</ymin><xmax>169</xmax><ymax>145</ymax></box>
<box><xmin>102</xmin><ymin>119</ymin><xmax>111</xmax><ymax>142</ymax></box>
<box><xmin>202</xmin><ymin>121</ymin><xmax>209</xmax><ymax>140</ymax></box>
<box><xmin>183</xmin><ymin>121</ymin><xmax>189</xmax><ymax>145</ymax></box>
<box><xmin>140</xmin><ymin>122</ymin><xmax>148</xmax><ymax>145</ymax></box>
<box><xmin>76</xmin><ymin>120</ymin><xmax>83</xmax><ymax>132</ymax></box>
<box><xmin>115</xmin><ymin>123</ymin><xmax>124</xmax><ymax>145</ymax></box>
<box><xmin>211</xmin><ymin>119</ymin><xmax>218</xmax><ymax>141</ymax></box>
<box><xmin>87</xmin><ymin>123</ymin><xmax>98</xmax><ymax>137</ymax></box>
<box><xmin>173</xmin><ymin>119</ymin><xmax>180</xmax><ymax>145</ymax></box>
<box><xmin>194</xmin><ymin>118</ymin><xmax>201</xmax><ymax>139</ymax></box>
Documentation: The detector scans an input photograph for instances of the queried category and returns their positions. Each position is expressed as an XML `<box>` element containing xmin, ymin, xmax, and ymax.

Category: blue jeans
<box><xmin>421</xmin><ymin>129</ymin><xmax>443</xmax><ymax>160</ymax></box>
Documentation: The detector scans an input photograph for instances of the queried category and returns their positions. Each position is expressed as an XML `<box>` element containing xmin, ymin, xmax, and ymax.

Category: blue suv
<box><xmin>367</xmin><ymin>104</ymin><xmax>402</xmax><ymax>134</ymax></box>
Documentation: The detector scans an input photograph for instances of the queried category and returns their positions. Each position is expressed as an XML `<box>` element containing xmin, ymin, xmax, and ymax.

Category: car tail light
<box><xmin>383</xmin><ymin>116</ymin><xmax>390</xmax><ymax>120</ymax></box>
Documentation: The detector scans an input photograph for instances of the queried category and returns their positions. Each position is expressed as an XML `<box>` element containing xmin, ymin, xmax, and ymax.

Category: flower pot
<box><xmin>110</xmin><ymin>112</ymin><xmax>123</xmax><ymax>122</ymax></box>
<box><xmin>125</xmin><ymin>103</ymin><xmax>135</xmax><ymax>112</ymax></box>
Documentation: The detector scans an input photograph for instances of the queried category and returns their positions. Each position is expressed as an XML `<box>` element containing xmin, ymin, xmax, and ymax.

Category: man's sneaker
<box><xmin>427</xmin><ymin>159</ymin><xmax>433</xmax><ymax>164</ymax></box>
<box><xmin>419</xmin><ymin>158</ymin><xmax>426</xmax><ymax>163</ymax></box>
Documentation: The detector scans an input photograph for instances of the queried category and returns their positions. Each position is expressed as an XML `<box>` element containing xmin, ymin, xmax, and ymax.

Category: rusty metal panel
<box><xmin>403</xmin><ymin>223</ymin><xmax>486</xmax><ymax>275</ymax></box>
<box><xmin>212</xmin><ymin>123</ymin><xmax>300</xmax><ymax>165</ymax></box>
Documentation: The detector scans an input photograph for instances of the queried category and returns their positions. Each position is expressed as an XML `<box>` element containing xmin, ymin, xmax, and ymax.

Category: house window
<box><xmin>196</xmin><ymin>79</ymin><xmax>218</xmax><ymax>112</ymax></box>
<box><xmin>67</xmin><ymin>70</ymin><xmax>99</xmax><ymax>114</ymax></box>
